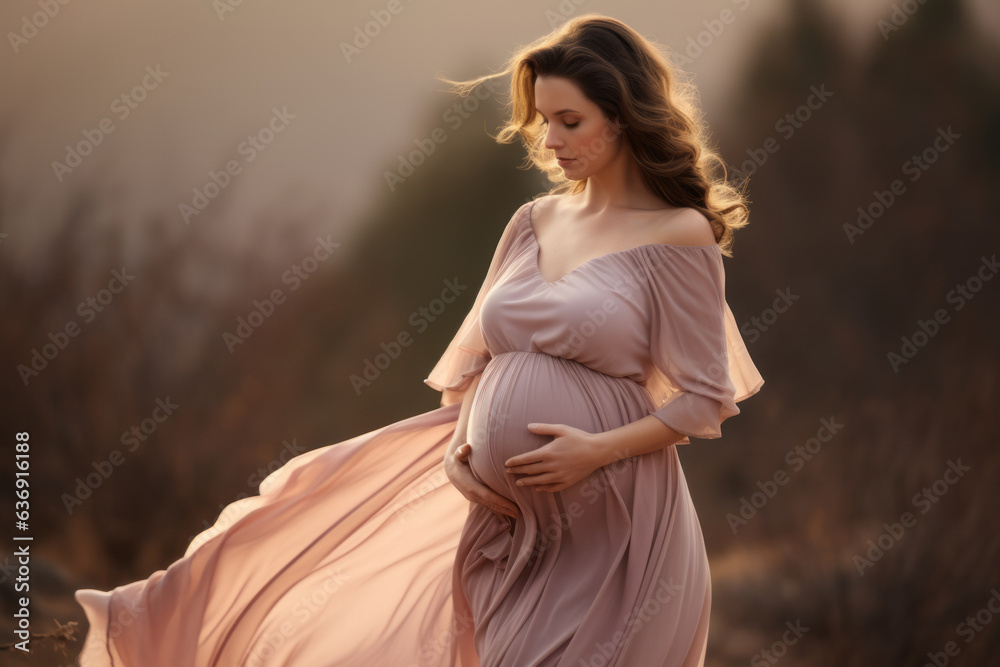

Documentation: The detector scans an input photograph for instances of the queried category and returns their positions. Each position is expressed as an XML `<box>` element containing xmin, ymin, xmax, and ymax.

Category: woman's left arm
<box><xmin>504</xmin><ymin>417</ymin><xmax>683</xmax><ymax>492</ymax></box>
<box><xmin>587</xmin><ymin>415</ymin><xmax>685</xmax><ymax>466</ymax></box>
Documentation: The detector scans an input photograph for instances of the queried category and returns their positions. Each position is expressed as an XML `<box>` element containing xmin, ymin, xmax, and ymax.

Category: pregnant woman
<box><xmin>73</xmin><ymin>13</ymin><xmax>763</xmax><ymax>667</ymax></box>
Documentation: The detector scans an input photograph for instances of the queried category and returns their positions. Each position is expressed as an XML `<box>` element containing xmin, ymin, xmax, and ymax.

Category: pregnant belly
<box><xmin>465</xmin><ymin>351</ymin><xmax>652</xmax><ymax>500</ymax></box>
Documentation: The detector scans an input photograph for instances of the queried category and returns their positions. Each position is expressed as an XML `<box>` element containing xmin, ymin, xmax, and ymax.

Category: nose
<box><xmin>544</xmin><ymin>127</ymin><xmax>563</xmax><ymax>151</ymax></box>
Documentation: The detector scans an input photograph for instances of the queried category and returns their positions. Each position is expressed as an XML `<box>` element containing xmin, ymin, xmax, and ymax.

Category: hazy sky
<box><xmin>1</xmin><ymin>0</ymin><xmax>996</xmax><ymax>270</ymax></box>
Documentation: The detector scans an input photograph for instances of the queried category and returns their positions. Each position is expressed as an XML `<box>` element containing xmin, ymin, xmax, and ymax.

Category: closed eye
<box><xmin>540</xmin><ymin>118</ymin><xmax>580</xmax><ymax>128</ymax></box>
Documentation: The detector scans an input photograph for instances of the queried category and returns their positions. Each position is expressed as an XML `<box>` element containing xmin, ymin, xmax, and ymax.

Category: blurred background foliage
<box><xmin>1</xmin><ymin>0</ymin><xmax>998</xmax><ymax>664</ymax></box>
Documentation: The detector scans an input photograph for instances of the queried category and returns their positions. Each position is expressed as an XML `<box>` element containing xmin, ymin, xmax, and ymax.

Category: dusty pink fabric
<box><xmin>74</xmin><ymin>196</ymin><xmax>763</xmax><ymax>666</ymax></box>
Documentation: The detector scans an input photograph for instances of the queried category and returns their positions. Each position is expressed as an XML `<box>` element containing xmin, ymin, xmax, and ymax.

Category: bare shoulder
<box><xmin>528</xmin><ymin>193</ymin><xmax>568</xmax><ymax>231</ymax></box>
<box><xmin>653</xmin><ymin>207</ymin><xmax>717</xmax><ymax>246</ymax></box>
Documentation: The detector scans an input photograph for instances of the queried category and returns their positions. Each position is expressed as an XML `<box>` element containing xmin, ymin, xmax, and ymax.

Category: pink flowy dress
<box><xmin>74</xmin><ymin>196</ymin><xmax>763</xmax><ymax>666</ymax></box>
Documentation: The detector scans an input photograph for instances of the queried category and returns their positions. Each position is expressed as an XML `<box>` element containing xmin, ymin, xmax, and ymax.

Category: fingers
<box><xmin>526</xmin><ymin>422</ymin><xmax>563</xmax><ymax>435</ymax></box>
<box><xmin>505</xmin><ymin>461</ymin><xmax>543</xmax><ymax>474</ymax></box>
<box><xmin>514</xmin><ymin>471</ymin><xmax>559</xmax><ymax>487</ymax></box>
<box><xmin>490</xmin><ymin>505</ymin><xmax>519</xmax><ymax>519</ymax></box>
<box><xmin>481</xmin><ymin>493</ymin><xmax>519</xmax><ymax>519</ymax></box>
<box><xmin>452</xmin><ymin>448</ymin><xmax>519</xmax><ymax>519</ymax></box>
<box><xmin>481</xmin><ymin>498</ymin><xmax>516</xmax><ymax>518</ymax></box>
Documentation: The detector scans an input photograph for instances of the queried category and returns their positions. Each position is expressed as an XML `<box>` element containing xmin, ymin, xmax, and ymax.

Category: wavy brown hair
<box><xmin>439</xmin><ymin>13</ymin><xmax>751</xmax><ymax>256</ymax></box>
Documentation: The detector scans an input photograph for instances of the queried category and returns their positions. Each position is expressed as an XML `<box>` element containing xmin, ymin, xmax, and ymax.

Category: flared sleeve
<box><xmin>423</xmin><ymin>201</ymin><xmax>530</xmax><ymax>407</ymax></box>
<box><xmin>641</xmin><ymin>245</ymin><xmax>764</xmax><ymax>443</ymax></box>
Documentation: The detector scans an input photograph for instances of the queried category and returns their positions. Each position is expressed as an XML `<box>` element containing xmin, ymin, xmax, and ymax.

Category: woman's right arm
<box><xmin>445</xmin><ymin>373</ymin><xmax>481</xmax><ymax>463</ymax></box>
<box><xmin>443</xmin><ymin>373</ymin><xmax>520</xmax><ymax>519</ymax></box>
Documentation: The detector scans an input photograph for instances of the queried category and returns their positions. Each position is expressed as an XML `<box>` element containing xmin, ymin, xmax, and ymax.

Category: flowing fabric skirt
<box><xmin>75</xmin><ymin>401</ymin><xmax>480</xmax><ymax>666</ymax></box>
<box><xmin>74</xmin><ymin>351</ymin><xmax>710</xmax><ymax>666</ymax></box>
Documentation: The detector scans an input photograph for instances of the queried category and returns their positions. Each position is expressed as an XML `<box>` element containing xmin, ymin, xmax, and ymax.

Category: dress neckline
<box><xmin>524</xmin><ymin>197</ymin><xmax>719</xmax><ymax>287</ymax></box>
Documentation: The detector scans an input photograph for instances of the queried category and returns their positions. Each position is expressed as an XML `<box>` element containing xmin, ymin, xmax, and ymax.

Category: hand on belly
<box><xmin>502</xmin><ymin>422</ymin><xmax>605</xmax><ymax>493</ymax></box>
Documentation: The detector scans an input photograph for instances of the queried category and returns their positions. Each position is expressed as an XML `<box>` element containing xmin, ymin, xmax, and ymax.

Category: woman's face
<box><xmin>534</xmin><ymin>74</ymin><xmax>623</xmax><ymax>181</ymax></box>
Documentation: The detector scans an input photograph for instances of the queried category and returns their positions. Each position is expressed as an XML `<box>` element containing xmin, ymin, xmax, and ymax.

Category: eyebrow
<box><xmin>536</xmin><ymin>108</ymin><xmax>580</xmax><ymax>117</ymax></box>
